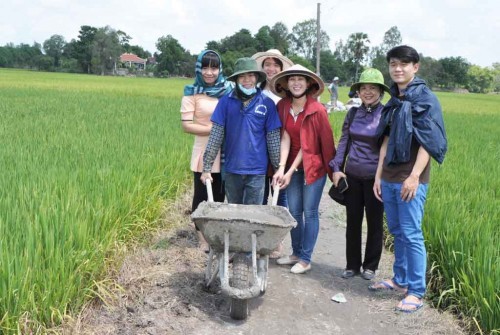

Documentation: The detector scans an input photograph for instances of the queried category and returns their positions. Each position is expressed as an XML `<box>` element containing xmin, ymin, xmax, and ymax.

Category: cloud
<box><xmin>0</xmin><ymin>0</ymin><xmax>497</xmax><ymax>66</ymax></box>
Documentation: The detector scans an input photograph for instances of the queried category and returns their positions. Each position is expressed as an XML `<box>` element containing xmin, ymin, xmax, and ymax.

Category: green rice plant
<box><xmin>424</xmin><ymin>92</ymin><xmax>499</xmax><ymax>333</ymax></box>
<box><xmin>0</xmin><ymin>69</ymin><xmax>193</xmax><ymax>332</ymax></box>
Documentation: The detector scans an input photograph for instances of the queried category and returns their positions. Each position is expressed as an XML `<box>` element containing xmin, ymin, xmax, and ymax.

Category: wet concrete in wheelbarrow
<box><xmin>67</xmin><ymin>184</ymin><xmax>465</xmax><ymax>335</ymax></box>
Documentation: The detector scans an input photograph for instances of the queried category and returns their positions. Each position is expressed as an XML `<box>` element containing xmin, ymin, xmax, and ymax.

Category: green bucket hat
<box><xmin>227</xmin><ymin>57</ymin><xmax>267</xmax><ymax>84</ymax></box>
<box><xmin>350</xmin><ymin>68</ymin><xmax>390</xmax><ymax>94</ymax></box>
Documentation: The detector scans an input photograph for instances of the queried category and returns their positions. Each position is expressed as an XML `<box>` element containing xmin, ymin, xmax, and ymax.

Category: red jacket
<box><xmin>277</xmin><ymin>96</ymin><xmax>336</xmax><ymax>185</ymax></box>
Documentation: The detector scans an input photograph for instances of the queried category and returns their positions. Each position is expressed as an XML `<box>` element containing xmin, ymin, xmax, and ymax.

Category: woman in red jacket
<box><xmin>271</xmin><ymin>65</ymin><xmax>336</xmax><ymax>274</ymax></box>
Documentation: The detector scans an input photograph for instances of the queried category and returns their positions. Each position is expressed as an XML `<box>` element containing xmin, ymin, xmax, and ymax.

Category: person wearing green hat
<box><xmin>328</xmin><ymin>68</ymin><xmax>390</xmax><ymax>280</ymax></box>
<box><xmin>201</xmin><ymin>57</ymin><xmax>281</xmax><ymax>205</ymax></box>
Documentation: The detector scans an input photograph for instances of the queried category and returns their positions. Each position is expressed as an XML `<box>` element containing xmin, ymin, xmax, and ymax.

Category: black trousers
<box><xmin>344</xmin><ymin>175</ymin><xmax>384</xmax><ymax>272</ymax></box>
<box><xmin>192</xmin><ymin>172</ymin><xmax>225</xmax><ymax>229</ymax></box>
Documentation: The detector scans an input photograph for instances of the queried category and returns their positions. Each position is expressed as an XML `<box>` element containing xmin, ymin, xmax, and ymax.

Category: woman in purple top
<box><xmin>329</xmin><ymin>68</ymin><xmax>391</xmax><ymax>280</ymax></box>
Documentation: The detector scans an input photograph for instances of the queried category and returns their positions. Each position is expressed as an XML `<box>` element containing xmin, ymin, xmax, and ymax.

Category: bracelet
<box><xmin>278</xmin><ymin>162</ymin><xmax>285</xmax><ymax>167</ymax></box>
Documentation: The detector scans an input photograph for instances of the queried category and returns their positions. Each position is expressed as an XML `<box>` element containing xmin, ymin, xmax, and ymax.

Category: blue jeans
<box><xmin>286</xmin><ymin>171</ymin><xmax>326</xmax><ymax>264</ymax></box>
<box><xmin>224</xmin><ymin>173</ymin><xmax>265</xmax><ymax>205</ymax></box>
<box><xmin>381</xmin><ymin>180</ymin><xmax>429</xmax><ymax>298</ymax></box>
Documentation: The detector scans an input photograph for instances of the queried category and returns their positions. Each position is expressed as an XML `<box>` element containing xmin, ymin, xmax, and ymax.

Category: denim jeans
<box><xmin>381</xmin><ymin>180</ymin><xmax>429</xmax><ymax>298</ymax></box>
<box><xmin>286</xmin><ymin>171</ymin><xmax>326</xmax><ymax>264</ymax></box>
<box><xmin>224</xmin><ymin>173</ymin><xmax>265</xmax><ymax>205</ymax></box>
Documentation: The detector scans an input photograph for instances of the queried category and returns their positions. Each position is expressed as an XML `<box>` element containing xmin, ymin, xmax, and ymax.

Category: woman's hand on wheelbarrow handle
<box><xmin>201</xmin><ymin>173</ymin><xmax>214</xmax><ymax>202</ymax></box>
<box><xmin>200</xmin><ymin>172</ymin><xmax>212</xmax><ymax>185</ymax></box>
<box><xmin>272</xmin><ymin>169</ymin><xmax>290</xmax><ymax>189</ymax></box>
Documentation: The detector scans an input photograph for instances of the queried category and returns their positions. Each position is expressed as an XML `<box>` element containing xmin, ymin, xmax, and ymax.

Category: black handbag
<box><xmin>328</xmin><ymin>183</ymin><xmax>347</xmax><ymax>205</ymax></box>
<box><xmin>328</xmin><ymin>108</ymin><xmax>357</xmax><ymax>206</ymax></box>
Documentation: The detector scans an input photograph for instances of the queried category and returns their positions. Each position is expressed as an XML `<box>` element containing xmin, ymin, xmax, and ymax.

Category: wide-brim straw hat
<box><xmin>269</xmin><ymin>64</ymin><xmax>325</xmax><ymax>98</ymax></box>
<box><xmin>227</xmin><ymin>57</ymin><xmax>267</xmax><ymax>84</ymax></box>
<box><xmin>252</xmin><ymin>49</ymin><xmax>294</xmax><ymax>71</ymax></box>
<box><xmin>350</xmin><ymin>68</ymin><xmax>391</xmax><ymax>94</ymax></box>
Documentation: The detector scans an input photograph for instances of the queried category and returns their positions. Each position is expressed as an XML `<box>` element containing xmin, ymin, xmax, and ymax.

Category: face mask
<box><xmin>238</xmin><ymin>84</ymin><xmax>257</xmax><ymax>96</ymax></box>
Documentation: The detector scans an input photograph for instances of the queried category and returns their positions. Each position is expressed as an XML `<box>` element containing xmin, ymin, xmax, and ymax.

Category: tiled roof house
<box><xmin>120</xmin><ymin>53</ymin><xmax>147</xmax><ymax>69</ymax></box>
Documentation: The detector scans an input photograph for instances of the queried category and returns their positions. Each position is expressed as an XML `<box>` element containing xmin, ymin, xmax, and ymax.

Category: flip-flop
<box><xmin>368</xmin><ymin>280</ymin><xmax>407</xmax><ymax>293</ymax></box>
<box><xmin>395</xmin><ymin>298</ymin><xmax>424</xmax><ymax>313</ymax></box>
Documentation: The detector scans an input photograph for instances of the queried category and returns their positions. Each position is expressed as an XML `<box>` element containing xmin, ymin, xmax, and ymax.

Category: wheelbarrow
<box><xmin>191</xmin><ymin>180</ymin><xmax>296</xmax><ymax>320</ymax></box>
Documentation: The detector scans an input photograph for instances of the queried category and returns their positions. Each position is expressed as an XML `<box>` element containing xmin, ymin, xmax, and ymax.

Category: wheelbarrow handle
<box><xmin>272</xmin><ymin>184</ymin><xmax>280</xmax><ymax>206</ymax></box>
<box><xmin>205</xmin><ymin>179</ymin><xmax>214</xmax><ymax>203</ymax></box>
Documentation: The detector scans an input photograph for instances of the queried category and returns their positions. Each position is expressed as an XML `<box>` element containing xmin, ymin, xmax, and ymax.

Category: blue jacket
<box><xmin>376</xmin><ymin>77</ymin><xmax>448</xmax><ymax>165</ymax></box>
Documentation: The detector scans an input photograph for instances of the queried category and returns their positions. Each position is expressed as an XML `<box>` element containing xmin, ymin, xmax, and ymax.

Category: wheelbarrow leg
<box><xmin>251</xmin><ymin>233</ymin><xmax>257</xmax><ymax>280</ymax></box>
<box><xmin>204</xmin><ymin>248</ymin><xmax>219</xmax><ymax>288</ymax></box>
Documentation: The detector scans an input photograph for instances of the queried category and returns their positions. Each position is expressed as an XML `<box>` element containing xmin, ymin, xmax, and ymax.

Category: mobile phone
<box><xmin>337</xmin><ymin>177</ymin><xmax>348</xmax><ymax>193</ymax></box>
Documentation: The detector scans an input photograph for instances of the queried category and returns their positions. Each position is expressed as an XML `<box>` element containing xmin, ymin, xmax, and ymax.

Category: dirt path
<box><xmin>67</xmin><ymin>185</ymin><xmax>465</xmax><ymax>335</ymax></box>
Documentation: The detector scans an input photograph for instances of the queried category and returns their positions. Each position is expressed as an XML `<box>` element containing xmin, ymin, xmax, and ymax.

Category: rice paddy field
<box><xmin>0</xmin><ymin>69</ymin><xmax>498</xmax><ymax>334</ymax></box>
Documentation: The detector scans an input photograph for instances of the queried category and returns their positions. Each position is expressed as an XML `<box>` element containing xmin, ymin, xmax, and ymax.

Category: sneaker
<box><xmin>341</xmin><ymin>269</ymin><xmax>360</xmax><ymax>279</ymax></box>
<box><xmin>362</xmin><ymin>269</ymin><xmax>376</xmax><ymax>280</ymax></box>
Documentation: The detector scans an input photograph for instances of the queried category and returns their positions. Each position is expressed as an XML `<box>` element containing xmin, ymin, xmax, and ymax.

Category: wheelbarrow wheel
<box><xmin>230</xmin><ymin>254</ymin><xmax>249</xmax><ymax>320</ymax></box>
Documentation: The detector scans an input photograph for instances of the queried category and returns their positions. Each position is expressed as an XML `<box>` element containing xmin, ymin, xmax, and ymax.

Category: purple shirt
<box><xmin>330</xmin><ymin>104</ymin><xmax>383</xmax><ymax>179</ymax></box>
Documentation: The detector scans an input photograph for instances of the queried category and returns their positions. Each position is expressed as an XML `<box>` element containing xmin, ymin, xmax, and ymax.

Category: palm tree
<box><xmin>346</xmin><ymin>32</ymin><xmax>370</xmax><ymax>81</ymax></box>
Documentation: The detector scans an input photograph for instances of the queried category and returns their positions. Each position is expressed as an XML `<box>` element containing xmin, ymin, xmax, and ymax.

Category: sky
<box><xmin>1</xmin><ymin>0</ymin><xmax>498</xmax><ymax>68</ymax></box>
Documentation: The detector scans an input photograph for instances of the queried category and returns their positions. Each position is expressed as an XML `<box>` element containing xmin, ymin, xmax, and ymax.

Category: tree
<box><xmin>466</xmin><ymin>65</ymin><xmax>494</xmax><ymax>93</ymax></box>
<box><xmin>218</xmin><ymin>29</ymin><xmax>258</xmax><ymax>55</ymax></box>
<box><xmin>381</xmin><ymin>26</ymin><xmax>402</xmax><ymax>52</ymax></box>
<box><xmin>492</xmin><ymin>62</ymin><xmax>500</xmax><ymax>93</ymax></box>
<box><xmin>12</xmin><ymin>43</ymin><xmax>43</xmax><ymax>69</ymax></box>
<box><xmin>155</xmin><ymin>35</ymin><xmax>191</xmax><ymax>76</ymax></box>
<box><xmin>205</xmin><ymin>40</ymin><xmax>221</xmax><ymax>53</ymax></box>
<box><xmin>289</xmin><ymin>19</ymin><xmax>330</xmax><ymax>61</ymax></box>
<box><xmin>346</xmin><ymin>32</ymin><xmax>370</xmax><ymax>81</ymax></box>
<box><xmin>220</xmin><ymin>50</ymin><xmax>245</xmax><ymax>77</ymax></box>
<box><xmin>254</xmin><ymin>26</ymin><xmax>275</xmax><ymax>52</ymax></box>
<box><xmin>116</xmin><ymin>30</ymin><xmax>131</xmax><ymax>48</ymax></box>
<box><xmin>43</xmin><ymin>34</ymin><xmax>66</xmax><ymax>67</ymax></box>
<box><xmin>288</xmin><ymin>55</ymin><xmax>314</xmax><ymax>70</ymax></box>
<box><xmin>72</xmin><ymin>25</ymin><xmax>98</xmax><ymax>73</ymax></box>
<box><xmin>269</xmin><ymin>22</ymin><xmax>290</xmax><ymax>54</ymax></box>
<box><xmin>0</xmin><ymin>43</ymin><xmax>43</xmax><ymax>69</ymax></box>
<box><xmin>370</xmin><ymin>26</ymin><xmax>402</xmax><ymax>82</ymax></box>
<box><xmin>316</xmin><ymin>50</ymin><xmax>344</xmax><ymax>83</ymax></box>
<box><xmin>127</xmin><ymin>45</ymin><xmax>151</xmax><ymax>59</ymax></box>
<box><xmin>91</xmin><ymin>26</ymin><xmax>123</xmax><ymax>75</ymax></box>
<box><xmin>418</xmin><ymin>55</ymin><xmax>442</xmax><ymax>88</ymax></box>
<box><xmin>437</xmin><ymin>56</ymin><xmax>470</xmax><ymax>88</ymax></box>
<box><xmin>333</xmin><ymin>39</ymin><xmax>358</xmax><ymax>84</ymax></box>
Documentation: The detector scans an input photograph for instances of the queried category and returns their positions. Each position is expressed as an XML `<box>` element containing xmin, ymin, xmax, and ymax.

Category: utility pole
<box><xmin>316</xmin><ymin>2</ymin><xmax>321</xmax><ymax>76</ymax></box>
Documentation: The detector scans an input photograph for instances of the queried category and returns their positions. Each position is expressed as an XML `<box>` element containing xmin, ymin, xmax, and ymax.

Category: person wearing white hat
<box><xmin>271</xmin><ymin>64</ymin><xmax>336</xmax><ymax>274</ymax></box>
<box><xmin>251</xmin><ymin>49</ymin><xmax>294</xmax><ymax>258</ymax></box>
<box><xmin>252</xmin><ymin>49</ymin><xmax>294</xmax><ymax>104</ymax></box>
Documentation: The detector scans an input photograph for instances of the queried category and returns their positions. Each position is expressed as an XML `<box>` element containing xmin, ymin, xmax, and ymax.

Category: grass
<box><xmin>425</xmin><ymin>93</ymin><xmax>499</xmax><ymax>333</ymax></box>
<box><xmin>0</xmin><ymin>69</ymin><xmax>193</xmax><ymax>333</ymax></box>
